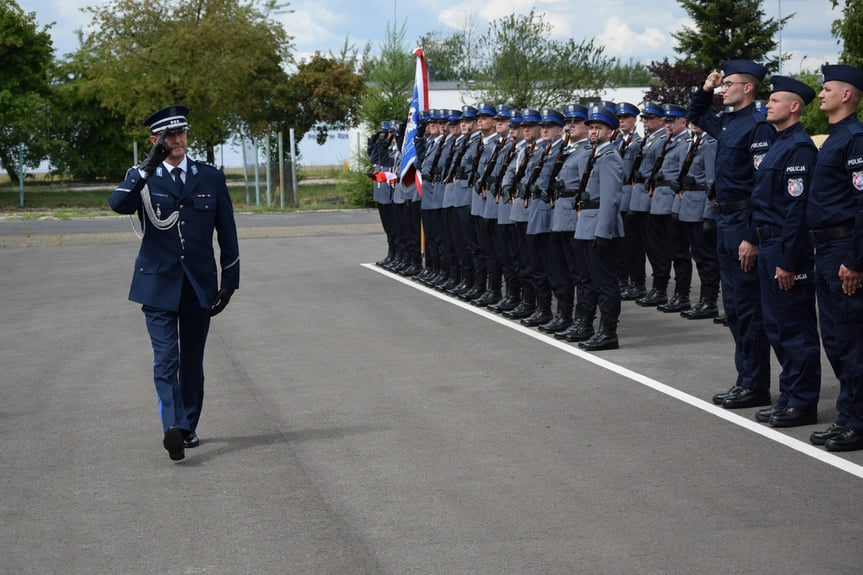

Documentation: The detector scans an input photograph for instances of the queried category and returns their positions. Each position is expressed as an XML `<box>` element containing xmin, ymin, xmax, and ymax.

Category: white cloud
<box><xmin>597</xmin><ymin>16</ymin><xmax>671</xmax><ymax>60</ymax></box>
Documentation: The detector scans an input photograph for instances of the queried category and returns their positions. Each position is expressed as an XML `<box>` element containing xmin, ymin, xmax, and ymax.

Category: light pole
<box><xmin>799</xmin><ymin>55</ymin><xmax>808</xmax><ymax>75</ymax></box>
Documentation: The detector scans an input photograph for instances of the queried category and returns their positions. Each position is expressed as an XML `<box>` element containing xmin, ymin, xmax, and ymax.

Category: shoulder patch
<box><xmin>787</xmin><ymin>178</ymin><xmax>804</xmax><ymax>197</ymax></box>
<box><xmin>853</xmin><ymin>171</ymin><xmax>863</xmax><ymax>191</ymax></box>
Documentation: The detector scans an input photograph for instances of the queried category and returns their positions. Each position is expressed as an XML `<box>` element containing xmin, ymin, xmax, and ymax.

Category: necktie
<box><xmin>171</xmin><ymin>167</ymin><xmax>184</xmax><ymax>195</ymax></box>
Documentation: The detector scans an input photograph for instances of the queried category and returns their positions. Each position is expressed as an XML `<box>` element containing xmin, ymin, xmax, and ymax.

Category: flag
<box><xmin>399</xmin><ymin>47</ymin><xmax>429</xmax><ymax>195</ymax></box>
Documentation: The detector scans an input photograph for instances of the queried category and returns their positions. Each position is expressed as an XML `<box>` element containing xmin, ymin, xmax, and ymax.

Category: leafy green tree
<box><xmin>471</xmin><ymin>9</ymin><xmax>613</xmax><ymax>108</ymax></box>
<box><xmin>82</xmin><ymin>0</ymin><xmax>294</xmax><ymax>163</ymax></box>
<box><xmin>606</xmin><ymin>58</ymin><xmax>655</xmax><ymax>88</ymax></box>
<box><xmin>0</xmin><ymin>0</ymin><xmax>54</xmax><ymax>182</ymax></box>
<box><xmin>361</xmin><ymin>19</ymin><xmax>415</xmax><ymax>131</ymax></box>
<box><xmin>831</xmin><ymin>0</ymin><xmax>863</xmax><ymax>68</ymax></box>
<box><xmin>673</xmin><ymin>0</ymin><xmax>791</xmax><ymax>71</ymax></box>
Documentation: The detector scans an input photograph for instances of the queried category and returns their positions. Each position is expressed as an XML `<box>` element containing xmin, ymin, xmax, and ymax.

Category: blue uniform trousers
<box><xmin>813</xmin><ymin>238</ymin><xmax>863</xmax><ymax>430</ymax></box>
<box><xmin>718</xmin><ymin>238</ymin><xmax>771</xmax><ymax>391</ymax></box>
<box><xmin>143</xmin><ymin>275</ymin><xmax>210</xmax><ymax>434</ymax></box>
<box><xmin>757</xmin><ymin>238</ymin><xmax>821</xmax><ymax>409</ymax></box>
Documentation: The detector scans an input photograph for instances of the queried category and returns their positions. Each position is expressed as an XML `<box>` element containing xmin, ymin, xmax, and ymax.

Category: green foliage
<box><xmin>673</xmin><ymin>0</ymin><xmax>791</xmax><ymax>71</ymax></box>
<box><xmin>82</xmin><ymin>0</ymin><xmax>294</xmax><ymax>162</ymax></box>
<box><xmin>470</xmin><ymin>9</ymin><xmax>614</xmax><ymax>108</ymax></box>
<box><xmin>607</xmin><ymin>58</ymin><xmax>655</xmax><ymax>87</ymax></box>
<box><xmin>340</xmin><ymin>159</ymin><xmax>375</xmax><ymax>208</ymax></box>
<box><xmin>361</xmin><ymin>19</ymin><xmax>415</xmax><ymax>131</ymax></box>
<box><xmin>831</xmin><ymin>0</ymin><xmax>863</xmax><ymax>68</ymax></box>
<box><xmin>0</xmin><ymin>0</ymin><xmax>54</xmax><ymax>181</ymax></box>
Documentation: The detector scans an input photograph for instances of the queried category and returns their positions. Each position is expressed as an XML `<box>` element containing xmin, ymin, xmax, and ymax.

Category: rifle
<box><xmin>510</xmin><ymin>139</ymin><xmax>537</xmax><ymax>204</ymax></box>
<box><xmin>618</xmin><ymin>130</ymin><xmax>634</xmax><ymax>156</ymax></box>
<box><xmin>673</xmin><ymin>132</ymin><xmax>703</xmax><ymax>199</ymax></box>
<box><xmin>493</xmin><ymin>138</ymin><xmax>520</xmax><ymax>204</ymax></box>
<box><xmin>445</xmin><ymin>133</ymin><xmax>471</xmax><ymax>184</ymax></box>
<box><xmin>575</xmin><ymin>141</ymin><xmax>599</xmax><ymax>216</ymax></box>
<box><xmin>476</xmin><ymin>135</ymin><xmax>508</xmax><ymax>199</ymax></box>
<box><xmin>467</xmin><ymin>135</ymin><xmax>487</xmax><ymax>189</ymax></box>
<box><xmin>628</xmin><ymin>133</ymin><xmax>649</xmax><ymax>185</ymax></box>
<box><xmin>428</xmin><ymin>135</ymin><xmax>446</xmax><ymax>183</ymax></box>
<box><xmin>646</xmin><ymin>135</ymin><xmax>672</xmax><ymax>197</ymax></box>
<box><xmin>523</xmin><ymin>141</ymin><xmax>554</xmax><ymax>209</ymax></box>
<box><xmin>544</xmin><ymin>133</ymin><xmax>571</xmax><ymax>208</ymax></box>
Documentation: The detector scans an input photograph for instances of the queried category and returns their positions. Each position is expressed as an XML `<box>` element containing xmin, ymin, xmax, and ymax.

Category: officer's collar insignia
<box><xmin>191</xmin><ymin>165</ymin><xmax>198</xmax><ymax>176</ymax></box>
<box><xmin>155</xmin><ymin>166</ymin><xmax>163</xmax><ymax>177</ymax></box>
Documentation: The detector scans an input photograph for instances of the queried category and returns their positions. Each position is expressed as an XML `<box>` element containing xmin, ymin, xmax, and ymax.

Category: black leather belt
<box><xmin>683</xmin><ymin>184</ymin><xmax>707</xmax><ymax>192</ymax></box>
<box><xmin>557</xmin><ymin>190</ymin><xmax>578</xmax><ymax>198</ymax></box>
<box><xmin>809</xmin><ymin>225</ymin><xmax>851</xmax><ymax>243</ymax></box>
<box><xmin>576</xmin><ymin>199</ymin><xmax>601</xmax><ymax>210</ymax></box>
<box><xmin>713</xmin><ymin>199</ymin><xmax>749</xmax><ymax>214</ymax></box>
<box><xmin>755</xmin><ymin>225</ymin><xmax>783</xmax><ymax>240</ymax></box>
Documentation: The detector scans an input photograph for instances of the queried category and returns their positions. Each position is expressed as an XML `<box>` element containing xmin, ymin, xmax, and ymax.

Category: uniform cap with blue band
<box><xmin>521</xmin><ymin>108</ymin><xmax>542</xmax><ymax>125</ymax></box>
<box><xmin>662</xmin><ymin>103</ymin><xmax>688</xmax><ymax>118</ymax></box>
<box><xmin>587</xmin><ymin>104</ymin><xmax>619</xmax><ymax>130</ymax></box>
<box><xmin>616</xmin><ymin>102</ymin><xmax>640</xmax><ymax>117</ymax></box>
<box><xmin>509</xmin><ymin>109</ymin><xmax>524</xmax><ymax>125</ymax></box>
<box><xmin>447</xmin><ymin>109</ymin><xmax>462</xmax><ymax>123</ymax></box>
<box><xmin>494</xmin><ymin>104</ymin><xmax>513</xmax><ymax>120</ymax></box>
<box><xmin>460</xmin><ymin>105</ymin><xmax>478</xmax><ymax>119</ymax></box>
<box><xmin>564</xmin><ymin>103</ymin><xmax>589</xmax><ymax>121</ymax></box>
<box><xmin>476</xmin><ymin>102</ymin><xmax>497</xmax><ymax>117</ymax></box>
<box><xmin>540</xmin><ymin>108</ymin><xmax>566</xmax><ymax>127</ymax></box>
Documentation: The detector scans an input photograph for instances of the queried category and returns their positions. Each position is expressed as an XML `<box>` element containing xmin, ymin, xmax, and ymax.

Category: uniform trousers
<box><xmin>621</xmin><ymin>212</ymin><xmax>647</xmax><ymax>287</ymax></box>
<box><xmin>564</xmin><ymin>236</ymin><xmax>592</xmax><ymax>319</ymax></box>
<box><xmin>514</xmin><ymin>221</ymin><xmax>533</xmax><ymax>295</ymax></box>
<box><xmin>757</xmin><ymin>237</ymin><xmax>821</xmax><ymax>410</ymax></box>
<box><xmin>421</xmin><ymin>207</ymin><xmax>438</xmax><ymax>262</ymax></box>
<box><xmin>576</xmin><ymin>238</ymin><xmax>622</xmax><ymax>320</ymax></box>
<box><xmin>644</xmin><ymin>213</ymin><xmax>673</xmax><ymax>290</ymax></box>
<box><xmin>683</xmin><ymin>220</ymin><xmax>720</xmax><ymax>299</ymax></box>
<box><xmin>377</xmin><ymin>202</ymin><xmax>395</xmax><ymax>253</ymax></box>
<box><xmin>548</xmin><ymin>231</ymin><xmax>575</xmax><ymax>303</ymax></box>
<box><xmin>143</xmin><ymin>275</ymin><xmax>210</xmax><ymax>434</ymax></box>
<box><xmin>669</xmin><ymin>216</ymin><xmax>693</xmax><ymax>294</ymax></box>
<box><xmin>496</xmin><ymin>223</ymin><xmax>519</xmax><ymax>291</ymax></box>
<box><xmin>526</xmin><ymin>232</ymin><xmax>552</xmax><ymax>300</ymax></box>
<box><xmin>478</xmin><ymin>217</ymin><xmax>501</xmax><ymax>289</ymax></box>
<box><xmin>717</xmin><ymin>215</ymin><xmax>771</xmax><ymax>391</ymax></box>
<box><xmin>813</xmin><ymin>238</ymin><xmax>863</xmax><ymax>430</ymax></box>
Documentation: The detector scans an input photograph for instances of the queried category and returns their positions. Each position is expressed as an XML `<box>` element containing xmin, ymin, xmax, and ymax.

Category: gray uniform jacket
<box><xmin>629</xmin><ymin>129</ymin><xmax>667</xmax><ymax>213</ymax></box>
<box><xmin>552</xmin><ymin>139</ymin><xmax>591</xmax><ymax>232</ymax></box>
<box><xmin>526</xmin><ymin>138</ymin><xmax>564</xmax><ymax>235</ymax></box>
<box><xmin>651</xmin><ymin>130</ymin><xmax>690</xmax><ymax>215</ymax></box>
<box><xmin>575</xmin><ymin>141</ymin><xmax>625</xmax><ymax>240</ymax></box>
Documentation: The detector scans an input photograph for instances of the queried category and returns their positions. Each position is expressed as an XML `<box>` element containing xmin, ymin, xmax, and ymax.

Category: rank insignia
<box><xmin>853</xmin><ymin>171</ymin><xmax>863</xmax><ymax>191</ymax></box>
<box><xmin>787</xmin><ymin>178</ymin><xmax>804</xmax><ymax>197</ymax></box>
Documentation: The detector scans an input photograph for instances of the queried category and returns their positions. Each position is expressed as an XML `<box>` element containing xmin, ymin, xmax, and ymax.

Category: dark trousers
<box><xmin>757</xmin><ymin>238</ymin><xmax>821</xmax><ymax>410</ymax></box>
<box><xmin>577</xmin><ymin>238</ymin><xmax>622</xmax><ymax>320</ymax></box>
<box><xmin>142</xmin><ymin>276</ymin><xmax>210</xmax><ymax>434</ymax></box>
<box><xmin>421</xmin><ymin>208</ymin><xmax>437</xmax><ymax>261</ymax></box>
<box><xmin>622</xmin><ymin>211</ymin><xmax>647</xmax><ymax>287</ymax></box>
<box><xmin>565</xmin><ymin>236</ymin><xmax>592</xmax><ymax>319</ymax></box>
<box><xmin>377</xmin><ymin>202</ymin><xmax>395</xmax><ymax>252</ymax></box>
<box><xmin>684</xmin><ymin>220</ymin><xmax>719</xmax><ymax>299</ymax></box>
<box><xmin>526</xmin><ymin>232</ymin><xmax>552</xmax><ymax>299</ymax></box>
<box><xmin>496</xmin><ymin>223</ymin><xmax>520</xmax><ymax>289</ymax></box>
<box><xmin>669</xmin><ymin>216</ymin><xmax>693</xmax><ymax>294</ymax></box>
<box><xmin>547</xmin><ymin>231</ymin><xmax>575</xmax><ymax>302</ymax></box>
<box><xmin>514</xmin><ymin>221</ymin><xmax>532</xmax><ymax>292</ymax></box>
<box><xmin>478</xmin><ymin>217</ymin><xmax>501</xmax><ymax>289</ymax></box>
<box><xmin>644</xmin><ymin>213</ymin><xmax>672</xmax><ymax>290</ymax></box>
<box><xmin>814</xmin><ymin>238</ymin><xmax>863</xmax><ymax>429</ymax></box>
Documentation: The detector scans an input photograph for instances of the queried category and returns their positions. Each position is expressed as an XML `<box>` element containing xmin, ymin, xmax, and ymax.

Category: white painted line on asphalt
<box><xmin>364</xmin><ymin>262</ymin><xmax>863</xmax><ymax>480</ymax></box>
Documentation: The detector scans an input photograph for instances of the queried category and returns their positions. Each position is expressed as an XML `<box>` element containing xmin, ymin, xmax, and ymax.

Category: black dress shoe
<box><xmin>755</xmin><ymin>403</ymin><xmax>785</xmax><ymax>423</ymax></box>
<box><xmin>769</xmin><ymin>406</ymin><xmax>817</xmax><ymax>428</ymax></box>
<box><xmin>183</xmin><ymin>430</ymin><xmax>200</xmax><ymax>448</ymax></box>
<box><xmin>713</xmin><ymin>313</ymin><xmax>728</xmax><ymax>325</ymax></box>
<box><xmin>657</xmin><ymin>293</ymin><xmax>691</xmax><ymax>313</ymax></box>
<box><xmin>578</xmin><ymin>330</ymin><xmax>619</xmax><ymax>351</ymax></box>
<box><xmin>825</xmin><ymin>428</ymin><xmax>863</xmax><ymax>451</ymax></box>
<box><xmin>712</xmin><ymin>385</ymin><xmax>742</xmax><ymax>405</ymax></box>
<box><xmin>504</xmin><ymin>302</ymin><xmax>535</xmax><ymax>319</ymax></box>
<box><xmin>682</xmin><ymin>300</ymin><xmax>719</xmax><ymax>319</ymax></box>
<box><xmin>489</xmin><ymin>295</ymin><xmax>518</xmax><ymax>313</ymax></box>
<box><xmin>163</xmin><ymin>426</ymin><xmax>185</xmax><ymax>461</ymax></box>
<box><xmin>521</xmin><ymin>309</ymin><xmax>553</xmax><ymax>327</ymax></box>
<box><xmin>722</xmin><ymin>387</ymin><xmax>771</xmax><ymax>409</ymax></box>
<box><xmin>473</xmin><ymin>290</ymin><xmax>502</xmax><ymax>308</ymax></box>
<box><xmin>555</xmin><ymin>319</ymin><xmax>595</xmax><ymax>342</ymax></box>
<box><xmin>810</xmin><ymin>423</ymin><xmax>849</xmax><ymax>446</ymax></box>
<box><xmin>635</xmin><ymin>288</ymin><xmax>667</xmax><ymax>307</ymax></box>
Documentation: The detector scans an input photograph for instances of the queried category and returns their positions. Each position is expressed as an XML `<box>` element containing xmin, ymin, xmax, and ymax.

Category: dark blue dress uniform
<box><xmin>806</xmin><ymin>65</ymin><xmax>863</xmax><ymax>449</ymax></box>
<box><xmin>750</xmin><ymin>77</ymin><xmax>821</xmax><ymax>423</ymax></box>
<box><xmin>688</xmin><ymin>60</ymin><xmax>776</xmax><ymax>402</ymax></box>
<box><xmin>109</xmin><ymin>106</ymin><xmax>240</xmax><ymax>455</ymax></box>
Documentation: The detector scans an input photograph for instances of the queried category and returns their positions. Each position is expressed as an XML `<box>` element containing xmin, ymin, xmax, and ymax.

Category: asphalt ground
<box><xmin>1</xmin><ymin>211</ymin><xmax>862</xmax><ymax>574</ymax></box>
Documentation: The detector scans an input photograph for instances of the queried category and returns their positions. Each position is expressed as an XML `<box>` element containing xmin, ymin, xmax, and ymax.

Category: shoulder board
<box><xmin>193</xmin><ymin>160</ymin><xmax>224</xmax><ymax>172</ymax></box>
<box><xmin>792</xmin><ymin>130</ymin><xmax>816</xmax><ymax>148</ymax></box>
<box><xmin>847</xmin><ymin>122</ymin><xmax>863</xmax><ymax>137</ymax></box>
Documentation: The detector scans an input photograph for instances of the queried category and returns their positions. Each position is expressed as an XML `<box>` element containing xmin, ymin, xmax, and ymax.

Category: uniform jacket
<box><xmin>628</xmin><ymin>129</ymin><xmax>667</xmax><ymax>213</ymax></box>
<box><xmin>110</xmin><ymin>159</ymin><xmax>240</xmax><ymax>312</ymax></box>
<box><xmin>575</xmin><ymin>142</ymin><xmax>625</xmax><ymax>241</ymax></box>
<box><xmin>652</xmin><ymin>130</ymin><xmax>690</xmax><ymax>215</ymax></box>
<box><xmin>618</xmin><ymin>130</ymin><xmax>642</xmax><ymax>212</ymax></box>
<box><xmin>552</xmin><ymin>139</ymin><xmax>591</xmax><ymax>232</ymax></box>
<box><xmin>677</xmin><ymin>134</ymin><xmax>717</xmax><ymax>223</ymax></box>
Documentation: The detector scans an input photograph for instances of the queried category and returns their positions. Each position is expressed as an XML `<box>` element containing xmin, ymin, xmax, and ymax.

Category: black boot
<box><xmin>556</xmin><ymin>315</ymin><xmax>596</xmax><ymax>342</ymax></box>
<box><xmin>657</xmin><ymin>291</ymin><xmax>691</xmax><ymax>312</ymax></box>
<box><xmin>539</xmin><ymin>298</ymin><xmax>573</xmax><ymax>334</ymax></box>
<box><xmin>438</xmin><ymin>265</ymin><xmax>461</xmax><ymax>291</ymax></box>
<box><xmin>504</xmin><ymin>287</ymin><xmax>536</xmax><ymax>319</ymax></box>
<box><xmin>578</xmin><ymin>317</ymin><xmax>619</xmax><ymax>350</ymax></box>
<box><xmin>376</xmin><ymin>245</ymin><xmax>396</xmax><ymax>267</ymax></box>
<box><xmin>400</xmin><ymin>253</ymin><xmax>423</xmax><ymax>277</ymax></box>
<box><xmin>635</xmin><ymin>287</ymin><xmax>667</xmax><ymax>307</ymax></box>
<box><xmin>473</xmin><ymin>280</ymin><xmax>503</xmax><ymax>307</ymax></box>
<box><xmin>621</xmin><ymin>283</ymin><xmax>646</xmax><ymax>301</ymax></box>
<box><xmin>682</xmin><ymin>287</ymin><xmax>719</xmax><ymax>319</ymax></box>
<box><xmin>462</xmin><ymin>271</ymin><xmax>487</xmax><ymax>301</ymax></box>
<box><xmin>521</xmin><ymin>293</ymin><xmax>553</xmax><ymax>327</ymax></box>
<box><xmin>489</xmin><ymin>282</ymin><xmax>520</xmax><ymax>313</ymax></box>
<box><xmin>450</xmin><ymin>268</ymin><xmax>474</xmax><ymax>297</ymax></box>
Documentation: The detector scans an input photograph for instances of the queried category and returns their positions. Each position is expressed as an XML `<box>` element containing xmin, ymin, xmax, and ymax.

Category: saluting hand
<box><xmin>839</xmin><ymin>264</ymin><xmax>863</xmax><ymax>296</ymax></box>
<box><xmin>703</xmin><ymin>71</ymin><xmax>723</xmax><ymax>92</ymax></box>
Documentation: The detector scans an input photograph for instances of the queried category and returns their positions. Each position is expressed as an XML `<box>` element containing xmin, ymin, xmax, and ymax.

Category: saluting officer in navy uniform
<box><xmin>553</xmin><ymin>104</ymin><xmax>596</xmax><ymax>343</ymax></box>
<box><xmin>653</xmin><ymin>104</ymin><xmax>693</xmax><ymax>313</ymax></box>
<box><xmin>689</xmin><ymin>60</ymin><xmax>776</xmax><ymax>410</ymax></box>
<box><xmin>628</xmin><ymin>102</ymin><xmax>669</xmax><ymax>306</ymax></box>
<box><xmin>370</xmin><ymin>121</ymin><xmax>397</xmax><ymax>267</ymax></box>
<box><xmin>575</xmin><ymin>104</ymin><xmax>625</xmax><ymax>351</ymax></box>
<box><xmin>615</xmin><ymin>102</ymin><xmax>646</xmax><ymax>300</ymax></box>
<box><xmin>673</xmin><ymin>122</ymin><xmax>721</xmax><ymax>320</ymax></box>
<box><xmin>748</xmin><ymin>76</ymin><xmax>822</xmax><ymax>428</ymax></box>
<box><xmin>110</xmin><ymin>105</ymin><xmax>240</xmax><ymax>461</ymax></box>
<box><xmin>806</xmin><ymin>65</ymin><xmax>863</xmax><ymax>451</ymax></box>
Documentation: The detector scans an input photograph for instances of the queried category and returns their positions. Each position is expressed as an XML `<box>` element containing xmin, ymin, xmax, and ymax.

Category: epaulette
<box><xmin>792</xmin><ymin>129</ymin><xmax>816</xmax><ymax>148</ymax></box>
<box><xmin>194</xmin><ymin>160</ymin><xmax>224</xmax><ymax>173</ymax></box>
<box><xmin>847</xmin><ymin>121</ymin><xmax>863</xmax><ymax>137</ymax></box>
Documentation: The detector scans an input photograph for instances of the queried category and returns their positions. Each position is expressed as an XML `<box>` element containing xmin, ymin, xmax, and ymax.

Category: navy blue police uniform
<box><xmin>688</xmin><ymin>60</ymin><xmax>777</xmax><ymax>408</ymax></box>
<box><xmin>750</xmin><ymin>76</ymin><xmax>822</xmax><ymax>426</ymax></box>
<box><xmin>109</xmin><ymin>105</ymin><xmax>240</xmax><ymax>460</ymax></box>
<box><xmin>806</xmin><ymin>65</ymin><xmax>863</xmax><ymax>450</ymax></box>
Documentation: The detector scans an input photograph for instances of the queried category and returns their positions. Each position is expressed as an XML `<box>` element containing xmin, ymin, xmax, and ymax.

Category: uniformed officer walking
<box><xmin>806</xmin><ymin>65</ymin><xmax>863</xmax><ymax>450</ymax></box>
<box><xmin>110</xmin><ymin>105</ymin><xmax>240</xmax><ymax>461</ymax></box>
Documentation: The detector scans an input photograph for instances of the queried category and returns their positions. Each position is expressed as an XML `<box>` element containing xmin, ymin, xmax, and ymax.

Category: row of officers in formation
<box><xmin>367</xmin><ymin>61</ymin><xmax>863</xmax><ymax>452</ymax></box>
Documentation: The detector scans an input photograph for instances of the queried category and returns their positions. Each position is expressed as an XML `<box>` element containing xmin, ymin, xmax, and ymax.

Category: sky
<box><xmin>21</xmin><ymin>0</ymin><xmax>845</xmax><ymax>166</ymax></box>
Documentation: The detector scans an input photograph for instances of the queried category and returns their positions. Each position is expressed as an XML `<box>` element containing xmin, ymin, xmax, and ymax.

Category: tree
<box><xmin>831</xmin><ymin>0</ymin><xmax>863</xmax><ymax>68</ymax></box>
<box><xmin>420</xmin><ymin>14</ymin><xmax>481</xmax><ymax>83</ymax></box>
<box><xmin>0</xmin><ymin>0</ymin><xmax>54</xmax><ymax>182</ymax></box>
<box><xmin>361</xmin><ymin>19</ymin><xmax>415</xmax><ymax>131</ymax></box>
<box><xmin>673</xmin><ymin>0</ymin><xmax>791</xmax><ymax>71</ymax></box>
<box><xmin>82</xmin><ymin>0</ymin><xmax>294</xmax><ymax>163</ymax></box>
<box><xmin>471</xmin><ymin>9</ymin><xmax>614</xmax><ymax>108</ymax></box>
<box><xmin>607</xmin><ymin>58</ymin><xmax>655</xmax><ymax>88</ymax></box>
<box><xmin>643</xmin><ymin>58</ymin><xmax>706</xmax><ymax>105</ymax></box>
